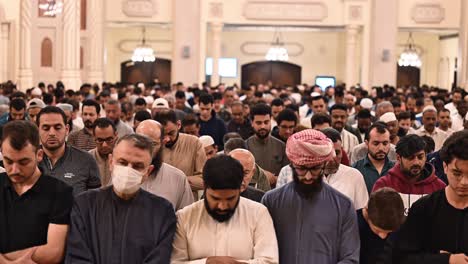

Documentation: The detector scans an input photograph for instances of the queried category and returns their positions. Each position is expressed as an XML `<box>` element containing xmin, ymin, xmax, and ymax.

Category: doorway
<box><xmin>241</xmin><ymin>61</ymin><xmax>301</xmax><ymax>88</ymax></box>
<box><xmin>121</xmin><ymin>58</ymin><xmax>171</xmax><ymax>85</ymax></box>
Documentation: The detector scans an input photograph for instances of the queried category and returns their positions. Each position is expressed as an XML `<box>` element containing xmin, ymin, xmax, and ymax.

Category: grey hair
<box><xmin>376</xmin><ymin>101</ymin><xmax>393</xmax><ymax>112</ymax></box>
<box><xmin>115</xmin><ymin>134</ymin><xmax>154</xmax><ymax>157</ymax></box>
<box><xmin>106</xmin><ymin>99</ymin><xmax>121</xmax><ymax>109</ymax></box>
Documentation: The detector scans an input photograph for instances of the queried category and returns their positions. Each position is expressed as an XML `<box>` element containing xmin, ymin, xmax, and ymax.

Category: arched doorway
<box><xmin>121</xmin><ymin>58</ymin><xmax>171</xmax><ymax>85</ymax></box>
<box><xmin>397</xmin><ymin>65</ymin><xmax>420</xmax><ymax>87</ymax></box>
<box><xmin>241</xmin><ymin>61</ymin><xmax>301</xmax><ymax>88</ymax></box>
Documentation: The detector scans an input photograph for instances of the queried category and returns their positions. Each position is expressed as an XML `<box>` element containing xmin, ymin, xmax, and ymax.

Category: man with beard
<box><xmin>353</xmin><ymin>109</ymin><xmax>372</xmax><ymax>142</ymax></box>
<box><xmin>379</xmin><ymin>112</ymin><xmax>400</xmax><ymax>145</ymax></box>
<box><xmin>246</xmin><ymin>103</ymin><xmax>289</xmax><ymax>185</ymax></box>
<box><xmin>67</xmin><ymin>100</ymin><xmax>101</xmax><ymax>151</ymax></box>
<box><xmin>353</xmin><ymin>123</ymin><xmax>395</xmax><ymax>193</ymax></box>
<box><xmin>330</xmin><ymin>104</ymin><xmax>360</xmax><ymax>153</ymax></box>
<box><xmin>65</xmin><ymin>134</ymin><xmax>176</xmax><ymax>263</ymax></box>
<box><xmin>136</xmin><ymin>119</ymin><xmax>194</xmax><ymax>210</ymax></box>
<box><xmin>321</xmin><ymin>128</ymin><xmax>369</xmax><ymax>209</ymax></box>
<box><xmin>392</xmin><ymin>130</ymin><xmax>468</xmax><ymax>263</ymax></box>
<box><xmin>154</xmin><ymin>109</ymin><xmax>207</xmax><ymax>194</ymax></box>
<box><xmin>373</xmin><ymin>135</ymin><xmax>446</xmax><ymax>213</ymax></box>
<box><xmin>0</xmin><ymin>121</ymin><xmax>73</xmax><ymax>263</ymax></box>
<box><xmin>88</xmin><ymin>118</ymin><xmax>117</xmax><ymax>186</ymax></box>
<box><xmin>437</xmin><ymin>108</ymin><xmax>454</xmax><ymax>136</ymax></box>
<box><xmin>409</xmin><ymin>105</ymin><xmax>448</xmax><ymax>151</ymax></box>
<box><xmin>37</xmin><ymin>106</ymin><xmax>101</xmax><ymax>195</ymax></box>
<box><xmin>262</xmin><ymin>129</ymin><xmax>360</xmax><ymax>264</ymax></box>
<box><xmin>171</xmin><ymin>155</ymin><xmax>278</xmax><ymax>263</ymax></box>
<box><xmin>0</xmin><ymin>98</ymin><xmax>26</xmax><ymax>126</ymax></box>
<box><xmin>104</xmin><ymin>99</ymin><xmax>133</xmax><ymax>138</ymax></box>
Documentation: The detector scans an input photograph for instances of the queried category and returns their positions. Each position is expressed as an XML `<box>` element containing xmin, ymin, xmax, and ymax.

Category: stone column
<box><xmin>365</xmin><ymin>0</ymin><xmax>398</xmax><ymax>87</ymax></box>
<box><xmin>18</xmin><ymin>0</ymin><xmax>33</xmax><ymax>90</ymax></box>
<box><xmin>210</xmin><ymin>22</ymin><xmax>223</xmax><ymax>86</ymax></box>
<box><xmin>458</xmin><ymin>0</ymin><xmax>468</xmax><ymax>89</ymax></box>
<box><xmin>172</xmin><ymin>0</ymin><xmax>203</xmax><ymax>86</ymax></box>
<box><xmin>87</xmin><ymin>0</ymin><xmax>104</xmax><ymax>85</ymax></box>
<box><xmin>345</xmin><ymin>25</ymin><xmax>360</xmax><ymax>88</ymax></box>
<box><xmin>0</xmin><ymin>23</ymin><xmax>9</xmax><ymax>82</ymax></box>
<box><xmin>61</xmin><ymin>0</ymin><xmax>81</xmax><ymax>90</ymax></box>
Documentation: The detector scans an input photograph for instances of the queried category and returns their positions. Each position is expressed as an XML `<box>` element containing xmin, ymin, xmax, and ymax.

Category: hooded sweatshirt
<box><xmin>372</xmin><ymin>162</ymin><xmax>446</xmax><ymax>213</ymax></box>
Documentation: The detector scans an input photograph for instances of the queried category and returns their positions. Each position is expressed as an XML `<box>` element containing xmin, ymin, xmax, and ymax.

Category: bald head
<box><xmin>135</xmin><ymin>119</ymin><xmax>162</xmax><ymax>155</ymax></box>
<box><xmin>229</xmin><ymin>149</ymin><xmax>256</xmax><ymax>191</ymax></box>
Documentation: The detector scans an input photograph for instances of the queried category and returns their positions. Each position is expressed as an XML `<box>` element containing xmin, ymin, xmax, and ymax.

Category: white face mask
<box><xmin>112</xmin><ymin>164</ymin><xmax>144</xmax><ymax>194</ymax></box>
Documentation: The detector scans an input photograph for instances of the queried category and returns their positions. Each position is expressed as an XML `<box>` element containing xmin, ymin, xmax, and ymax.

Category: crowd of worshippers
<box><xmin>0</xmin><ymin>79</ymin><xmax>467</xmax><ymax>263</ymax></box>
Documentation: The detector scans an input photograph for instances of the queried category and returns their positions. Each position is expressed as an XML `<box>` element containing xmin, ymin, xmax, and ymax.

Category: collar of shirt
<box><xmin>2</xmin><ymin>171</ymin><xmax>46</xmax><ymax>196</ymax></box>
<box><xmin>43</xmin><ymin>144</ymin><xmax>71</xmax><ymax>170</ymax></box>
<box><xmin>364</xmin><ymin>155</ymin><xmax>392</xmax><ymax>169</ymax></box>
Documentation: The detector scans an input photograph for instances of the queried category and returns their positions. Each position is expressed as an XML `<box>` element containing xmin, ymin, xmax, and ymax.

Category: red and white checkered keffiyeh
<box><xmin>286</xmin><ymin>129</ymin><xmax>335</xmax><ymax>167</ymax></box>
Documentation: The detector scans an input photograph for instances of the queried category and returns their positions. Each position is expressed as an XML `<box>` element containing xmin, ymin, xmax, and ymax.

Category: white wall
<box><xmin>438</xmin><ymin>36</ymin><xmax>458</xmax><ymax>89</ymax></box>
<box><xmin>207</xmin><ymin>29</ymin><xmax>346</xmax><ymax>87</ymax></box>
<box><xmin>104</xmin><ymin>26</ymin><xmax>172</xmax><ymax>82</ymax></box>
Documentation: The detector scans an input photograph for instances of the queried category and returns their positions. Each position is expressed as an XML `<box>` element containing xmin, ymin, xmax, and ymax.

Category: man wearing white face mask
<box><xmin>65</xmin><ymin>134</ymin><xmax>177</xmax><ymax>263</ymax></box>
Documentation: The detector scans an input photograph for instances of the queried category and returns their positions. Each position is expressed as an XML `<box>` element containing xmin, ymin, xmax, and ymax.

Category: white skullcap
<box><xmin>310</xmin><ymin>92</ymin><xmax>321</xmax><ymax>97</ymax></box>
<box><xmin>56</xmin><ymin>103</ymin><xmax>73</xmax><ymax>112</ymax></box>
<box><xmin>422</xmin><ymin>105</ymin><xmax>437</xmax><ymax>114</ymax></box>
<box><xmin>379</xmin><ymin>112</ymin><xmax>397</xmax><ymax>123</ymax></box>
<box><xmin>360</xmin><ymin>98</ymin><xmax>373</xmax><ymax>109</ymax></box>
<box><xmin>199</xmin><ymin>135</ymin><xmax>215</xmax><ymax>147</ymax></box>
<box><xmin>144</xmin><ymin>96</ymin><xmax>154</xmax><ymax>105</ymax></box>
<box><xmin>291</xmin><ymin>93</ymin><xmax>302</xmax><ymax>104</ymax></box>
<box><xmin>31</xmin><ymin>87</ymin><xmax>42</xmax><ymax>96</ymax></box>
<box><xmin>152</xmin><ymin>98</ymin><xmax>169</xmax><ymax>109</ymax></box>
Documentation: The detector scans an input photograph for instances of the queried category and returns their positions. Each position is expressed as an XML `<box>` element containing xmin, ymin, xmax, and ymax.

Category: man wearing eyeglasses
<box><xmin>89</xmin><ymin>118</ymin><xmax>117</xmax><ymax>186</ymax></box>
<box><xmin>262</xmin><ymin>129</ymin><xmax>360</xmax><ymax>264</ymax></box>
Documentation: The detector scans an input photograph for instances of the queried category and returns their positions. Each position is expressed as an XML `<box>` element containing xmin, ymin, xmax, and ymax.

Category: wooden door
<box><xmin>397</xmin><ymin>65</ymin><xmax>420</xmax><ymax>87</ymax></box>
<box><xmin>121</xmin><ymin>58</ymin><xmax>171</xmax><ymax>85</ymax></box>
<box><xmin>241</xmin><ymin>61</ymin><xmax>301</xmax><ymax>88</ymax></box>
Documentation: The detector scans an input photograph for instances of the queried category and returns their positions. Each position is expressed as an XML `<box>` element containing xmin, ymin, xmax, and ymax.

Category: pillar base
<box><xmin>87</xmin><ymin>71</ymin><xmax>104</xmax><ymax>86</ymax></box>
<box><xmin>18</xmin><ymin>68</ymin><xmax>33</xmax><ymax>91</ymax></box>
<box><xmin>61</xmin><ymin>70</ymin><xmax>82</xmax><ymax>91</ymax></box>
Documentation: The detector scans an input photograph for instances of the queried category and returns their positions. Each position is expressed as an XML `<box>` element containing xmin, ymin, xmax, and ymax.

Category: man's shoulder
<box><xmin>160</xmin><ymin>163</ymin><xmax>186</xmax><ymax>180</ymax></box>
<box><xmin>269</xmin><ymin>135</ymin><xmax>286</xmax><ymax>147</ymax></box>
<box><xmin>68</xmin><ymin>145</ymin><xmax>95</xmax><ymax>159</ymax></box>
<box><xmin>179</xmin><ymin>133</ymin><xmax>201</xmax><ymax>144</ymax></box>
<box><xmin>139</xmin><ymin>189</ymin><xmax>175</xmax><ymax>212</ymax></box>
<box><xmin>37</xmin><ymin>173</ymin><xmax>74</xmax><ymax>195</ymax></box>
<box><xmin>339</xmin><ymin>164</ymin><xmax>363</xmax><ymax>177</ymax></box>
<box><xmin>176</xmin><ymin>199</ymin><xmax>204</xmax><ymax>220</ymax></box>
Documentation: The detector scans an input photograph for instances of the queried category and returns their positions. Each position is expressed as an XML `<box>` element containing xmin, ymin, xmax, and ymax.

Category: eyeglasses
<box><xmin>95</xmin><ymin>137</ymin><xmax>115</xmax><ymax>144</ymax></box>
<box><xmin>291</xmin><ymin>164</ymin><xmax>324</xmax><ymax>176</ymax></box>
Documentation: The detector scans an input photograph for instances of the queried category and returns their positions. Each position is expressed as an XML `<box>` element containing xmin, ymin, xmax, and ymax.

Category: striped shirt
<box><xmin>67</xmin><ymin>128</ymin><xmax>96</xmax><ymax>151</ymax></box>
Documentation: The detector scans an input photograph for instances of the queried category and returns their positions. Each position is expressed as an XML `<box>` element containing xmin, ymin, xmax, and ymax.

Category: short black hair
<box><xmin>82</xmin><ymin>99</ymin><xmax>101</xmax><ymax>113</ymax></box>
<box><xmin>93</xmin><ymin>118</ymin><xmax>116</xmax><ymax>134</ymax></box>
<box><xmin>321</xmin><ymin>127</ymin><xmax>341</xmax><ymax>143</ymax></box>
<box><xmin>365</xmin><ymin>122</ymin><xmax>390</xmax><ymax>141</ymax></box>
<box><xmin>212</xmin><ymin>92</ymin><xmax>222</xmax><ymax>101</ymax></box>
<box><xmin>250</xmin><ymin>103</ymin><xmax>271</xmax><ymax>120</ymax></box>
<box><xmin>175</xmin><ymin>90</ymin><xmax>186</xmax><ymax>99</ymax></box>
<box><xmin>329</xmin><ymin>103</ymin><xmax>347</xmax><ymax>113</ymax></box>
<box><xmin>396</xmin><ymin>135</ymin><xmax>426</xmax><ymax>157</ymax></box>
<box><xmin>224</xmin><ymin>138</ymin><xmax>247</xmax><ymax>153</ymax></box>
<box><xmin>199</xmin><ymin>93</ymin><xmax>214</xmax><ymax>105</ymax></box>
<box><xmin>437</xmin><ymin>108</ymin><xmax>450</xmax><ymax>115</ymax></box>
<box><xmin>310</xmin><ymin>113</ymin><xmax>331</xmax><ymax>128</ymax></box>
<box><xmin>420</xmin><ymin>136</ymin><xmax>435</xmax><ymax>154</ymax></box>
<box><xmin>135</xmin><ymin>98</ymin><xmax>147</xmax><ymax>106</ymax></box>
<box><xmin>2</xmin><ymin>120</ymin><xmax>40</xmax><ymax>150</ymax></box>
<box><xmin>223</xmin><ymin>132</ymin><xmax>242</xmax><ymax>144</ymax></box>
<box><xmin>397</xmin><ymin>111</ymin><xmax>412</xmax><ymax>121</ymax></box>
<box><xmin>36</xmin><ymin>106</ymin><xmax>67</xmax><ymax>127</ymax></box>
<box><xmin>203</xmin><ymin>155</ymin><xmax>244</xmax><ymax>189</ymax></box>
<box><xmin>10</xmin><ymin>98</ymin><xmax>26</xmax><ymax>111</ymax></box>
<box><xmin>134</xmin><ymin>110</ymin><xmax>152</xmax><ymax>122</ymax></box>
<box><xmin>356</xmin><ymin>109</ymin><xmax>372</xmax><ymax>119</ymax></box>
<box><xmin>181</xmin><ymin>114</ymin><xmax>199</xmax><ymax>127</ymax></box>
<box><xmin>276</xmin><ymin>109</ymin><xmax>297</xmax><ymax>125</ymax></box>
<box><xmin>439</xmin><ymin>130</ymin><xmax>468</xmax><ymax>164</ymax></box>
<box><xmin>271</xmin><ymin>98</ymin><xmax>284</xmax><ymax>107</ymax></box>
<box><xmin>154</xmin><ymin>109</ymin><xmax>178</xmax><ymax>125</ymax></box>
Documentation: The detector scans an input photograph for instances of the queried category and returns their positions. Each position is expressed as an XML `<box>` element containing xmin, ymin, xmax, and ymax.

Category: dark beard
<box><xmin>292</xmin><ymin>168</ymin><xmax>323</xmax><ymax>200</ymax></box>
<box><xmin>150</xmin><ymin>147</ymin><xmax>163</xmax><ymax>177</ymax></box>
<box><xmin>254</xmin><ymin>129</ymin><xmax>269</xmax><ymax>139</ymax></box>
<box><xmin>165</xmin><ymin>132</ymin><xmax>179</xmax><ymax>148</ymax></box>
<box><xmin>84</xmin><ymin>120</ymin><xmax>94</xmax><ymax>129</ymax></box>
<box><xmin>204</xmin><ymin>192</ymin><xmax>239</xmax><ymax>223</ymax></box>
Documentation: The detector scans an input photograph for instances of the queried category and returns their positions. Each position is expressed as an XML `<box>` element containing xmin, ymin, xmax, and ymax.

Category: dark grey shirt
<box><xmin>39</xmin><ymin>145</ymin><xmax>101</xmax><ymax>196</ymax></box>
<box><xmin>246</xmin><ymin>135</ymin><xmax>289</xmax><ymax>175</ymax></box>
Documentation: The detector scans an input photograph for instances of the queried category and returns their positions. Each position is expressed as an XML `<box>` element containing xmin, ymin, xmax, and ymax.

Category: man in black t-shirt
<box><xmin>0</xmin><ymin>120</ymin><xmax>73</xmax><ymax>263</ymax></box>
